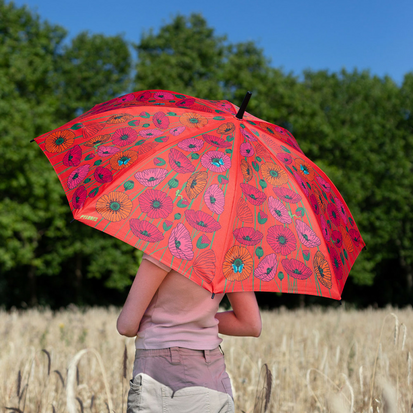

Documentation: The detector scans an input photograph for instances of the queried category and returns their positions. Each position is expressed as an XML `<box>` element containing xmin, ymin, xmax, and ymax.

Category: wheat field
<box><xmin>1</xmin><ymin>305</ymin><xmax>412</xmax><ymax>413</ymax></box>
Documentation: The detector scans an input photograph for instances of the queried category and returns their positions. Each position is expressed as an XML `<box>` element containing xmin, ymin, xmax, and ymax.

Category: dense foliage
<box><xmin>1</xmin><ymin>1</ymin><xmax>412</xmax><ymax>308</ymax></box>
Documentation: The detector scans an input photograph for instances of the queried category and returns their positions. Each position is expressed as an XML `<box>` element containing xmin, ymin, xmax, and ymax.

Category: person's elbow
<box><xmin>116</xmin><ymin>319</ymin><xmax>138</xmax><ymax>337</ymax></box>
<box><xmin>250</xmin><ymin>320</ymin><xmax>262</xmax><ymax>337</ymax></box>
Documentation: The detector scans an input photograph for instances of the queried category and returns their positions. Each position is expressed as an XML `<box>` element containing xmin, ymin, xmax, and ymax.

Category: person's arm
<box><xmin>116</xmin><ymin>258</ymin><xmax>169</xmax><ymax>337</ymax></box>
<box><xmin>215</xmin><ymin>292</ymin><xmax>262</xmax><ymax>337</ymax></box>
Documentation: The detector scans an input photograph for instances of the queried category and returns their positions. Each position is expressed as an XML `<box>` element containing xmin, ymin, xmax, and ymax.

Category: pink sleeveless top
<box><xmin>135</xmin><ymin>253</ymin><xmax>224</xmax><ymax>350</ymax></box>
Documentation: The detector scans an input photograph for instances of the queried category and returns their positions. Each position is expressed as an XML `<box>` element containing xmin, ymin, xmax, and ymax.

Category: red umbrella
<box><xmin>33</xmin><ymin>90</ymin><xmax>365</xmax><ymax>300</ymax></box>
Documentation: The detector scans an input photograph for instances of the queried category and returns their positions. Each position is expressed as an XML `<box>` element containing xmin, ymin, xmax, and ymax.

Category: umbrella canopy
<box><xmin>33</xmin><ymin>89</ymin><xmax>365</xmax><ymax>300</ymax></box>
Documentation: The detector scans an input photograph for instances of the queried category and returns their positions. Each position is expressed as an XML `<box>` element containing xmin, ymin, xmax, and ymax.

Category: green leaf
<box><xmin>139</xmin><ymin>112</ymin><xmax>150</xmax><ymax>118</ymax></box>
<box><xmin>85</xmin><ymin>154</ymin><xmax>94</xmax><ymax>160</ymax></box>
<box><xmin>252</xmin><ymin>161</ymin><xmax>259</xmax><ymax>172</ymax></box>
<box><xmin>213</xmin><ymin>116</ymin><xmax>225</xmax><ymax>120</ymax></box>
<box><xmin>128</xmin><ymin>120</ymin><xmax>139</xmax><ymax>126</ymax></box>
<box><xmin>163</xmin><ymin>221</ymin><xmax>173</xmax><ymax>231</ymax></box>
<box><xmin>93</xmin><ymin>160</ymin><xmax>102</xmax><ymax>166</ymax></box>
<box><xmin>281</xmin><ymin>145</ymin><xmax>291</xmax><ymax>153</ymax></box>
<box><xmin>196</xmin><ymin>236</ymin><xmax>209</xmax><ymax>249</ymax></box>
<box><xmin>218</xmin><ymin>175</ymin><xmax>229</xmax><ymax>184</ymax></box>
<box><xmin>71</xmin><ymin>123</ymin><xmax>82</xmax><ymax>130</ymax></box>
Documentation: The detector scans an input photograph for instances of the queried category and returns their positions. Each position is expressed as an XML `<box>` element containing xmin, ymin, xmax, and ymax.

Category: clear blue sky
<box><xmin>13</xmin><ymin>0</ymin><xmax>413</xmax><ymax>84</ymax></box>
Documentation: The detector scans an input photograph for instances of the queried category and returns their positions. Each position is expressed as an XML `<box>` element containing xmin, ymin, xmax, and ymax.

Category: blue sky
<box><xmin>13</xmin><ymin>0</ymin><xmax>413</xmax><ymax>84</ymax></box>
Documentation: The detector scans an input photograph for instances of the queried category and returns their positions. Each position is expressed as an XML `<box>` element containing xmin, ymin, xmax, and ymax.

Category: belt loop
<box><xmin>170</xmin><ymin>347</ymin><xmax>181</xmax><ymax>365</ymax></box>
<box><xmin>203</xmin><ymin>350</ymin><xmax>211</xmax><ymax>364</ymax></box>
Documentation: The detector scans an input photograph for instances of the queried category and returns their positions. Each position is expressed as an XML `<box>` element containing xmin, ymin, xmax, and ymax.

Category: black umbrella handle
<box><xmin>236</xmin><ymin>91</ymin><xmax>252</xmax><ymax>119</ymax></box>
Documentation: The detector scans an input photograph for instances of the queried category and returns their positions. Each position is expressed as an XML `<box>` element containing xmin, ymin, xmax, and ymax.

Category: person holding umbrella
<box><xmin>117</xmin><ymin>253</ymin><xmax>261</xmax><ymax>412</ymax></box>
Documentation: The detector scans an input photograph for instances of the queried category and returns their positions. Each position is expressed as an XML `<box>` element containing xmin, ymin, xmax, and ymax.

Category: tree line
<box><xmin>1</xmin><ymin>1</ymin><xmax>412</xmax><ymax>309</ymax></box>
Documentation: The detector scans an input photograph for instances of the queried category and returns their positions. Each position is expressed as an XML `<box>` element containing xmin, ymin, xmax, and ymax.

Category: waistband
<box><xmin>135</xmin><ymin>346</ymin><xmax>224</xmax><ymax>364</ymax></box>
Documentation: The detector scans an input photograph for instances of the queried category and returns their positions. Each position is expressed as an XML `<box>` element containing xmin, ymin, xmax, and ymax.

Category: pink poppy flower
<box><xmin>216</xmin><ymin>101</ymin><xmax>233</xmax><ymax>113</ymax></box>
<box><xmin>63</xmin><ymin>145</ymin><xmax>82</xmax><ymax>167</ymax></box>
<box><xmin>138</xmin><ymin>189</ymin><xmax>173</xmax><ymax>219</ymax></box>
<box><xmin>199</xmin><ymin>234</ymin><xmax>211</xmax><ymax>245</ymax></box>
<box><xmin>330</xmin><ymin>247</ymin><xmax>343</xmax><ymax>280</ymax></box>
<box><xmin>94</xmin><ymin>166</ymin><xmax>113</xmax><ymax>184</ymax></box>
<box><xmin>201</xmin><ymin>151</ymin><xmax>231</xmax><ymax>173</ymax></box>
<box><xmin>202</xmin><ymin>134</ymin><xmax>232</xmax><ymax>148</ymax></box>
<box><xmin>349</xmin><ymin>229</ymin><xmax>361</xmax><ymax>245</ymax></box>
<box><xmin>176</xmin><ymin>98</ymin><xmax>195</xmax><ymax>107</ymax></box>
<box><xmin>129</xmin><ymin>219</ymin><xmax>164</xmax><ymax>242</ymax></box>
<box><xmin>309</xmin><ymin>194</ymin><xmax>319</xmax><ymax>215</ymax></box>
<box><xmin>241</xmin><ymin>129</ymin><xmax>257</xmax><ymax>141</ymax></box>
<box><xmin>327</xmin><ymin>203</ymin><xmax>340</xmax><ymax>227</ymax></box>
<box><xmin>72</xmin><ymin>185</ymin><xmax>87</xmax><ymax>209</ymax></box>
<box><xmin>273</xmin><ymin>187</ymin><xmax>302</xmax><ymax>204</ymax></box>
<box><xmin>204</xmin><ymin>184</ymin><xmax>225</xmax><ymax>215</ymax></box>
<box><xmin>170</xmin><ymin>126</ymin><xmax>186</xmax><ymax>136</ymax></box>
<box><xmin>153</xmin><ymin>112</ymin><xmax>170</xmax><ymax>129</ymax></box>
<box><xmin>316</xmin><ymin>176</ymin><xmax>331</xmax><ymax>192</ymax></box>
<box><xmin>177</xmin><ymin>137</ymin><xmax>204</xmax><ymax>152</ymax></box>
<box><xmin>168</xmin><ymin>148</ymin><xmax>195</xmax><ymax>173</ymax></box>
<box><xmin>168</xmin><ymin>223</ymin><xmax>194</xmax><ymax>260</ymax></box>
<box><xmin>240</xmin><ymin>183</ymin><xmax>266</xmax><ymax>206</ymax></box>
<box><xmin>134</xmin><ymin>168</ymin><xmax>168</xmax><ymax>187</ymax></box>
<box><xmin>184</xmin><ymin>210</ymin><xmax>221</xmax><ymax>233</ymax></box>
<box><xmin>295</xmin><ymin>219</ymin><xmax>321</xmax><ymax>248</ymax></box>
<box><xmin>276</xmin><ymin>152</ymin><xmax>293</xmax><ymax>165</ymax></box>
<box><xmin>97</xmin><ymin>146</ymin><xmax>120</xmax><ymax>157</ymax></box>
<box><xmin>331</xmin><ymin>230</ymin><xmax>343</xmax><ymax>248</ymax></box>
<box><xmin>254</xmin><ymin>254</ymin><xmax>278</xmax><ymax>282</ymax></box>
<box><xmin>293</xmin><ymin>171</ymin><xmax>309</xmax><ymax>197</ymax></box>
<box><xmin>281</xmin><ymin>258</ymin><xmax>312</xmax><ymax>280</ymax></box>
<box><xmin>334</xmin><ymin>197</ymin><xmax>347</xmax><ymax>221</ymax></box>
<box><xmin>320</xmin><ymin>214</ymin><xmax>330</xmax><ymax>241</ymax></box>
<box><xmin>233</xmin><ymin>227</ymin><xmax>263</xmax><ymax>246</ymax></box>
<box><xmin>240</xmin><ymin>142</ymin><xmax>255</xmax><ymax>157</ymax></box>
<box><xmin>67</xmin><ymin>164</ymin><xmax>90</xmax><ymax>190</ymax></box>
<box><xmin>154</xmin><ymin>91</ymin><xmax>174</xmax><ymax>100</ymax></box>
<box><xmin>139</xmin><ymin>129</ymin><xmax>164</xmax><ymax>138</ymax></box>
<box><xmin>116</xmin><ymin>93</ymin><xmax>135</xmax><ymax>104</ymax></box>
<box><xmin>112</xmin><ymin>127</ymin><xmax>138</xmax><ymax>147</ymax></box>
<box><xmin>193</xmin><ymin>250</ymin><xmax>216</xmax><ymax>283</ymax></box>
<box><xmin>267</xmin><ymin>225</ymin><xmax>297</xmax><ymax>255</ymax></box>
<box><xmin>136</xmin><ymin>91</ymin><xmax>151</xmax><ymax>101</ymax></box>
<box><xmin>268</xmin><ymin>196</ymin><xmax>292</xmax><ymax>224</ymax></box>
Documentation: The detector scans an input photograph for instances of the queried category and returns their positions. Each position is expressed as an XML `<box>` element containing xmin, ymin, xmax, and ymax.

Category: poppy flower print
<box><xmin>309</xmin><ymin>194</ymin><xmax>319</xmax><ymax>215</ymax></box>
<box><xmin>82</xmin><ymin>123</ymin><xmax>105</xmax><ymax>140</ymax></box>
<box><xmin>136</xmin><ymin>142</ymin><xmax>158</xmax><ymax>155</ymax></box>
<box><xmin>63</xmin><ymin>145</ymin><xmax>82</xmax><ymax>167</ymax></box>
<box><xmin>223</xmin><ymin>246</ymin><xmax>253</xmax><ymax>281</ymax></box>
<box><xmin>112</xmin><ymin>127</ymin><xmax>138</xmax><ymax>147</ymax></box>
<box><xmin>178</xmin><ymin>137</ymin><xmax>204</xmax><ymax>152</ymax></box>
<box><xmin>204</xmin><ymin>184</ymin><xmax>225</xmax><ymax>215</ymax></box>
<box><xmin>217</xmin><ymin>122</ymin><xmax>235</xmax><ymax>135</ymax></box>
<box><xmin>129</xmin><ymin>219</ymin><xmax>164</xmax><ymax>242</ymax></box>
<box><xmin>233</xmin><ymin>227</ymin><xmax>263</xmax><ymax>246</ymax></box>
<box><xmin>97</xmin><ymin>146</ymin><xmax>120</xmax><ymax>157</ymax></box>
<box><xmin>236</xmin><ymin>197</ymin><xmax>253</xmax><ymax>223</ymax></box>
<box><xmin>154</xmin><ymin>91</ymin><xmax>174</xmax><ymax>100</ymax></box>
<box><xmin>176</xmin><ymin>98</ymin><xmax>195</xmax><ymax>107</ymax></box>
<box><xmin>313</xmin><ymin>187</ymin><xmax>327</xmax><ymax>212</ymax></box>
<box><xmin>276</xmin><ymin>152</ymin><xmax>293</xmax><ymax>165</ymax></box>
<box><xmin>139</xmin><ymin>129</ymin><xmax>164</xmax><ymax>139</ymax></box>
<box><xmin>331</xmin><ymin>230</ymin><xmax>343</xmax><ymax>248</ymax></box>
<box><xmin>273</xmin><ymin>187</ymin><xmax>301</xmax><ymax>204</ymax></box>
<box><xmin>334</xmin><ymin>197</ymin><xmax>347</xmax><ymax>221</ymax></box>
<box><xmin>293</xmin><ymin>171</ymin><xmax>309</xmax><ymax>197</ymax></box>
<box><xmin>240</xmin><ymin>142</ymin><xmax>255</xmax><ymax>157</ymax></box>
<box><xmin>84</xmin><ymin>134</ymin><xmax>111</xmax><ymax>147</ymax></box>
<box><xmin>72</xmin><ymin>185</ymin><xmax>87</xmax><ymax>209</ymax></box>
<box><xmin>134</xmin><ymin>168</ymin><xmax>168</xmax><ymax>187</ymax></box>
<box><xmin>313</xmin><ymin>251</ymin><xmax>332</xmax><ymax>289</ymax></box>
<box><xmin>241</xmin><ymin>159</ymin><xmax>253</xmax><ymax>182</ymax></box>
<box><xmin>116</xmin><ymin>93</ymin><xmax>135</xmax><ymax>104</ymax></box>
<box><xmin>327</xmin><ymin>203</ymin><xmax>341</xmax><ymax>227</ymax></box>
<box><xmin>201</xmin><ymin>151</ymin><xmax>231</xmax><ymax>173</ymax></box>
<box><xmin>349</xmin><ymin>229</ymin><xmax>361</xmax><ymax>245</ymax></box>
<box><xmin>241</xmin><ymin>129</ymin><xmax>257</xmax><ymax>142</ymax></box>
<box><xmin>169</xmin><ymin>148</ymin><xmax>196</xmax><ymax>173</ymax></box>
<box><xmin>45</xmin><ymin>129</ymin><xmax>75</xmax><ymax>153</ymax></box>
<box><xmin>168</xmin><ymin>223</ymin><xmax>194</xmax><ymax>260</ymax></box>
<box><xmin>316</xmin><ymin>176</ymin><xmax>331</xmax><ymax>192</ymax></box>
<box><xmin>282</xmin><ymin>258</ymin><xmax>312</xmax><ymax>280</ymax></box>
<box><xmin>330</xmin><ymin>247</ymin><xmax>343</xmax><ymax>280</ymax></box>
<box><xmin>110</xmin><ymin>150</ymin><xmax>138</xmax><ymax>170</ymax></box>
<box><xmin>138</xmin><ymin>189</ymin><xmax>173</xmax><ymax>219</ymax></box>
<box><xmin>294</xmin><ymin>158</ymin><xmax>315</xmax><ymax>181</ymax></box>
<box><xmin>267</xmin><ymin>226</ymin><xmax>297</xmax><ymax>255</ymax></box>
<box><xmin>153</xmin><ymin>112</ymin><xmax>170</xmax><ymax>130</ymax></box>
<box><xmin>179</xmin><ymin>112</ymin><xmax>208</xmax><ymax>129</ymax></box>
<box><xmin>261</xmin><ymin>162</ymin><xmax>288</xmax><ymax>186</ymax></box>
<box><xmin>96</xmin><ymin>191</ymin><xmax>133</xmax><ymax>222</ymax></box>
<box><xmin>268</xmin><ymin>196</ymin><xmax>292</xmax><ymax>224</ymax></box>
<box><xmin>185</xmin><ymin>210</ymin><xmax>221</xmax><ymax>233</ymax></box>
<box><xmin>67</xmin><ymin>164</ymin><xmax>90</xmax><ymax>190</ymax></box>
<box><xmin>240</xmin><ymin>183</ymin><xmax>266</xmax><ymax>206</ymax></box>
<box><xmin>320</xmin><ymin>215</ymin><xmax>329</xmax><ymax>241</ymax></box>
<box><xmin>170</xmin><ymin>126</ymin><xmax>186</xmax><ymax>136</ymax></box>
<box><xmin>186</xmin><ymin>171</ymin><xmax>208</xmax><ymax>200</ymax></box>
<box><xmin>202</xmin><ymin>134</ymin><xmax>232</xmax><ymax>148</ymax></box>
<box><xmin>342</xmin><ymin>230</ymin><xmax>354</xmax><ymax>253</ymax></box>
<box><xmin>107</xmin><ymin>113</ymin><xmax>133</xmax><ymax>124</ymax></box>
<box><xmin>193</xmin><ymin>250</ymin><xmax>216</xmax><ymax>283</ymax></box>
<box><xmin>295</xmin><ymin>220</ymin><xmax>321</xmax><ymax>248</ymax></box>
<box><xmin>254</xmin><ymin>254</ymin><xmax>278</xmax><ymax>282</ymax></box>
<box><xmin>94</xmin><ymin>166</ymin><xmax>113</xmax><ymax>184</ymax></box>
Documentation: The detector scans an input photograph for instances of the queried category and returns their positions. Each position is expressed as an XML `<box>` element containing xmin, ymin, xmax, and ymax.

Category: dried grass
<box><xmin>0</xmin><ymin>306</ymin><xmax>412</xmax><ymax>412</ymax></box>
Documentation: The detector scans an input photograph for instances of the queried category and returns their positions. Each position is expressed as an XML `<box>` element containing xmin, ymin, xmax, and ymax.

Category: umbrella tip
<box><xmin>235</xmin><ymin>91</ymin><xmax>252</xmax><ymax>120</ymax></box>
